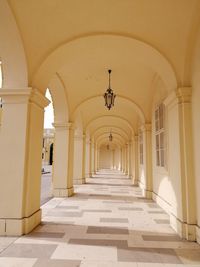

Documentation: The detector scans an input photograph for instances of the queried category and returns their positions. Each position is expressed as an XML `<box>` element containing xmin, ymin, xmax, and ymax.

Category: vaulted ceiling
<box><xmin>7</xmin><ymin>0</ymin><xmax>200</xmax><ymax>146</ymax></box>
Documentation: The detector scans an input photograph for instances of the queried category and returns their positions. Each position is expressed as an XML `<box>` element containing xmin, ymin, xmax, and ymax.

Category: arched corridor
<box><xmin>1</xmin><ymin>0</ymin><xmax>200</xmax><ymax>265</ymax></box>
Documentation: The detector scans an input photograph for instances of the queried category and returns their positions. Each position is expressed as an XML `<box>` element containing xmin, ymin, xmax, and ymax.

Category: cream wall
<box><xmin>192</xmin><ymin>28</ymin><xmax>200</xmax><ymax>243</ymax></box>
<box><xmin>99</xmin><ymin>147</ymin><xmax>114</xmax><ymax>169</ymax></box>
<box><xmin>152</xmin><ymin>95</ymin><xmax>183</xmax><ymax>221</ymax></box>
<box><xmin>113</xmin><ymin>147</ymin><xmax>121</xmax><ymax>170</ymax></box>
<box><xmin>0</xmin><ymin>0</ymin><xmax>27</xmax><ymax>88</ymax></box>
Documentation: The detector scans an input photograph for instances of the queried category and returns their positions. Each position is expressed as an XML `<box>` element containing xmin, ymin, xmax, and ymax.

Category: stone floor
<box><xmin>0</xmin><ymin>170</ymin><xmax>200</xmax><ymax>267</ymax></box>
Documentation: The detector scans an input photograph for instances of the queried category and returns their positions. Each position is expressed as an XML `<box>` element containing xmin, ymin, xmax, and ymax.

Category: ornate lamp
<box><xmin>109</xmin><ymin>132</ymin><xmax>113</xmax><ymax>142</ymax></box>
<box><xmin>104</xmin><ymin>69</ymin><xmax>116</xmax><ymax>110</ymax></box>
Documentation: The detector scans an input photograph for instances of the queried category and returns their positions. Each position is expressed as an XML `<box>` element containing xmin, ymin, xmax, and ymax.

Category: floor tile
<box><xmin>51</xmin><ymin>244</ymin><xmax>117</xmax><ymax>261</ymax></box>
<box><xmin>100</xmin><ymin>218</ymin><xmax>129</xmax><ymax>223</ymax></box>
<box><xmin>154</xmin><ymin>219</ymin><xmax>170</xmax><ymax>224</ymax></box>
<box><xmin>68</xmin><ymin>238</ymin><xmax>128</xmax><ymax>248</ymax></box>
<box><xmin>33</xmin><ymin>259</ymin><xmax>81</xmax><ymax>267</ymax></box>
<box><xmin>0</xmin><ymin>257</ymin><xmax>37</xmax><ymax>267</ymax></box>
<box><xmin>1</xmin><ymin>170</ymin><xmax>200</xmax><ymax>267</ymax></box>
<box><xmin>87</xmin><ymin>226</ymin><xmax>129</xmax><ymax>235</ymax></box>
<box><xmin>0</xmin><ymin>244</ymin><xmax>57</xmax><ymax>258</ymax></box>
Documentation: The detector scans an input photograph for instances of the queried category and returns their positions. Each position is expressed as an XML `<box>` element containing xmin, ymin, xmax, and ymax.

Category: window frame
<box><xmin>155</xmin><ymin>103</ymin><xmax>165</xmax><ymax>168</ymax></box>
<box><xmin>139</xmin><ymin>130</ymin><xmax>143</xmax><ymax>165</ymax></box>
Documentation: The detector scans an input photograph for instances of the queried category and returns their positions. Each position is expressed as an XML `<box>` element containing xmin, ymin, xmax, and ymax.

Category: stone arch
<box><xmin>0</xmin><ymin>0</ymin><xmax>27</xmax><ymax>88</ymax></box>
<box><xmin>32</xmin><ymin>33</ymin><xmax>177</xmax><ymax>93</ymax></box>
<box><xmin>48</xmin><ymin>74</ymin><xmax>69</xmax><ymax>124</ymax></box>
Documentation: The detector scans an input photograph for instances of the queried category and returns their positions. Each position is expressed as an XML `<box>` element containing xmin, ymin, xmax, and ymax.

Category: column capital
<box><xmin>0</xmin><ymin>88</ymin><xmax>50</xmax><ymax>109</ymax></box>
<box><xmin>53</xmin><ymin>121</ymin><xmax>75</xmax><ymax>130</ymax></box>
<box><xmin>141</xmin><ymin>123</ymin><xmax>151</xmax><ymax>132</ymax></box>
<box><xmin>74</xmin><ymin>134</ymin><xmax>84</xmax><ymax>141</ymax></box>
<box><xmin>176</xmin><ymin>87</ymin><xmax>192</xmax><ymax>104</ymax></box>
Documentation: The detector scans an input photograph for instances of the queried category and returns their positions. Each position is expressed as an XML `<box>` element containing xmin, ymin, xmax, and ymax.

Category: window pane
<box><xmin>160</xmin><ymin>149</ymin><xmax>165</xmax><ymax>167</ymax></box>
<box><xmin>156</xmin><ymin>134</ymin><xmax>159</xmax><ymax>149</ymax></box>
<box><xmin>155</xmin><ymin>109</ymin><xmax>159</xmax><ymax>120</ymax></box>
<box><xmin>156</xmin><ymin>150</ymin><xmax>160</xmax><ymax>166</ymax></box>
<box><xmin>160</xmin><ymin>132</ymin><xmax>164</xmax><ymax>149</ymax></box>
<box><xmin>155</xmin><ymin>120</ymin><xmax>159</xmax><ymax>131</ymax></box>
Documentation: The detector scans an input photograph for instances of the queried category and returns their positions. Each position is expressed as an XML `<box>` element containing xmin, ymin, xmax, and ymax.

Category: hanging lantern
<box><xmin>109</xmin><ymin>132</ymin><xmax>113</xmax><ymax>142</ymax></box>
<box><xmin>104</xmin><ymin>69</ymin><xmax>116</xmax><ymax>110</ymax></box>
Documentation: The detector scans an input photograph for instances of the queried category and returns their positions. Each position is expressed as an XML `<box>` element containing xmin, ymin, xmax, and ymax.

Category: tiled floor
<box><xmin>0</xmin><ymin>170</ymin><xmax>200</xmax><ymax>267</ymax></box>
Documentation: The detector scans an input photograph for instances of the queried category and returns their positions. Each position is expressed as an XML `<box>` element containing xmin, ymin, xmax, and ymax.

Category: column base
<box><xmin>53</xmin><ymin>187</ymin><xmax>74</xmax><ymax>197</ymax></box>
<box><xmin>73</xmin><ymin>178</ymin><xmax>86</xmax><ymax>185</ymax></box>
<box><xmin>143</xmin><ymin>189</ymin><xmax>152</xmax><ymax>199</ymax></box>
<box><xmin>196</xmin><ymin>226</ymin><xmax>200</xmax><ymax>244</ymax></box>
<box><xmin>138</xmin><ymin>181</ymin><xmax>152</xmax><ymax>199</ymax></box>
<box><xmin>132</xmin><ymin>180</ymin><xmax>138</xmax><ymax>186</ymax></box>
<box><xmin>170</xmin><ymin>214</ymin><xmax>196</xmax><ymax>241</ymax></box>
<box><xmin>152</xmin><ymin>191</ymin><xmax>197</xmax><ymax>241</ymax></box>
<box><xmin>0</xmin><ymin>209</ymin><xmax>41</xmax><ymax>236</ymax></box>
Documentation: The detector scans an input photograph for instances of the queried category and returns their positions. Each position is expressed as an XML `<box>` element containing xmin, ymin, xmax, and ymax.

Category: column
<box><xmin>119</xmin><ymin>148</ymin><xmax>123</xmax><ymax>171</ymax></box>
<box><xmin>73</xmin><ymin>134</ymin><xmax>83</xmax><ymax>185</ymax></box>
<box><xmin>132</xmin><ymin>135</ymin><xmax>139</xmax><ymax>185</ymax></box>
<box><xmin>122</xmin><ymin>147</ymin><xmax>125</xmax><ymax>173</ymax></box>
<box><xmin>81</xmin><ymin>134</ymin><xmax>86</xmax><ymax>184</ymax></box>
<box><xmin>93</xmin><ymin>143</ymin><xmax>97</xmax><ymax>175</ymax></box>
<box><xmin>141</xmin><ymin>123</ymin><xmax>152</xmax><ymax>198</ymax></box>
<box><xmin>128</xmin><ymin>141</ymin><xmax>132</xmax><ymax>178</ymax></box>
<box><xmin>0</xmin><ymin>88</ymin><xmax>49</xmax><ymax>236</ymax></box>
<box><xmin>85</xmin><ymin>136</ymin><xmax>90</xmax><ymax>178</ymax></box>
<box><xmin>125</xmin><ymin>144</ymin><xmax>128</xmax><ymax>175</ymax></box>
<box><xmin>52</xmin><ymin>122</ymin><xmax>74</xmax><ymax>197</ymax></box>
<box><xmin>176</xmin><ymin>87</ymin><xmax>196</xmax><ymax>240</ymax></box>
<box><xmin>89</xmin><ymin>139</ymin><xmax>94</xmax><ymax>177</ymax></box>
<box><xmin>97</xmin><ymin>146</ymin><xmax>100</xmax><ymax>171</ymax></box>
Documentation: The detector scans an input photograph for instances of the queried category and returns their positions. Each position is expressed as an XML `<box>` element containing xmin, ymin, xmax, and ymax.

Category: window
<box><xmin>139</xmin><ymin>130</ymin><xmax>143</xmax><ymax>165</ymax></box>
<box><xmin>155</xmin><ymin>103</ymin><xmax>165</xmax><ymax>167</ymax></box>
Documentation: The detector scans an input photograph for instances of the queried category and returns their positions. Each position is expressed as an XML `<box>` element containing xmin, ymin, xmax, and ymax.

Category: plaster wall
<box><xmin>152</xmin><ymin>94</ymin><xmax>184</xmax><ymax>235</ymax></box>
<box><xmin>113</xmin><ymin>147</ymin><xmax>121</xmax><ymax>170</ymax></box>
<box><xmin>99</xmin><ymin>148</ymin><xmax>113</xmax><ymax>169</ymax></box>
<box><xmin>192</xmin><ymin>28</ymin><xmax>200</xmax><ymax>242</ymax></box>
<box><xmin>0</xmin><ymin>0</ymin><xmax>27</xmax><ymax>88</ymax></box>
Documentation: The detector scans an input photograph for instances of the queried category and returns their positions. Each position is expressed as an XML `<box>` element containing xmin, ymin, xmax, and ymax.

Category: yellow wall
<box><xmin>99</xmin><ymin>147</ymin><xmax>114</xmax><ymax>169</ymax></box>
<box><xmin>192</xmin><ymin>28</ymin><xmax>200</xmax><ymax>242</ymax></box>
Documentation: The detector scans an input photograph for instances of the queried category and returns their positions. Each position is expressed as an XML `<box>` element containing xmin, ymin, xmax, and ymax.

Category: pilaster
<box><xmin>141</xmin><ymin>123</ymin><xmax>152</xmax><ymax>199</ymax></box>
<box><xmin>176</xmin><ymin>87</ymin><xmax>196</xmax><ymax>240</ymax></box>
